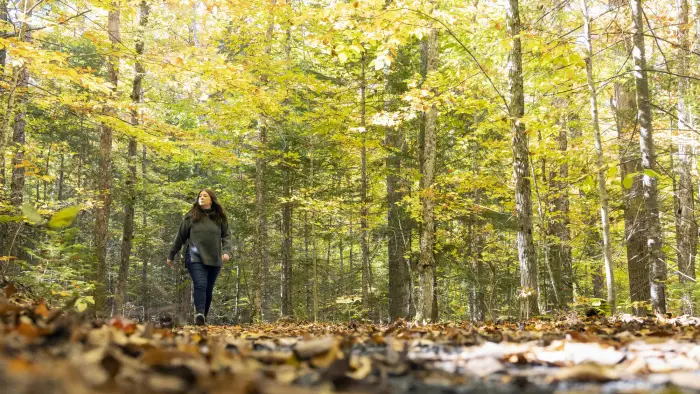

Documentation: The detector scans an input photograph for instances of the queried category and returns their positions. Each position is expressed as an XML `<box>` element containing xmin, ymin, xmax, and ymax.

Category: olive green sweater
<box><xmin>168</xmin><ymin>212</ymin><xmax>232</xmax><ymax>267</ymax></box>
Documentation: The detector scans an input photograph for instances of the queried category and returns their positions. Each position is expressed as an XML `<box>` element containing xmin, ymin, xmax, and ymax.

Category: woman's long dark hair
<box><xmin>188</xmin><ymin>188</ymin><xmax>228</xmax><ymax>224</ymax></box>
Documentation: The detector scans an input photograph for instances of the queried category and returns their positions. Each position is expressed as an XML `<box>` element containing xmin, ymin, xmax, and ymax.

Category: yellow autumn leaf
<box><xmin>47</xmin><ymin>206</ymin><xmax>81</xmax><ymax>229</ymax></box>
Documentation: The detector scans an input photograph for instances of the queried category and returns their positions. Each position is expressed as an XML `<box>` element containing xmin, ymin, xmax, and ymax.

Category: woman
<box><xmin>167</xmin><ymin>189</ymin><xmax>232</xmax><ymax>325</ymax></box>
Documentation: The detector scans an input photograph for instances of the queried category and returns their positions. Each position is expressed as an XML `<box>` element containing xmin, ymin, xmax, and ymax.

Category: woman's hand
<box><xmin>222</xmin><ymin>254</ymin><xmax>230</xmax><ymax>263</ymax></box>
<box><xmin>166</xmin><ymin>259</ymin><xmax>173</xmax><ymax>268</ymax></box>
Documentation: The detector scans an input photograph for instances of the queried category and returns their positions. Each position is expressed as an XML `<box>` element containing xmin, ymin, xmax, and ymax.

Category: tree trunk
<box><xmin>281</xmin><ymin>164</ymin><xmax>293</xmax><ymax>317</ymax></box>
<box><xmin>549</xmin><ymin>120</ymin><xmax>573</xmax><ymax>308</ymax></box>
<box><xmin>116</xmin><ymin>0</ymin><xmax>148</xmax><ymax>316</ymax></box>
<box><xmin>631</xmin><ymin>0</ymin><xmax>666</xmax><ymax>315</ymax></box>
<box><xmin>675</xmin><ymin>0</ymin><xmax>697</xmax><ymax>316</ymax></box>
<box><xmin>416</xmin><ymin>27</ymin><xmax>438</xmax><ymax>322</ymax></box>
<box><xmin>507</xmin><ymin>0</ymin><xmax>538</xmax><ymax>317</ymax></box>
<box><xmin>360</xmin><ymin>54</ymin><xmax>371</xmax><ymax>317</ymax></box>
<box><xmin>57</xmin><ymin>153</ymin><xmax>64</xmax><ymax>201</ymax></box>
<box><xmin>581</xmin><ymin>0</ymin><xmax>616</xmax><ymax>313</ymax></box>
<box><xmin>141</xmin><ymin>152</ymin><xmax>149</xmax><ymax>323</ymax></box>
<box><xmin>0</xmin><ymin>0</ymin><xmax>10</xmax><ymax>191</ymax></box>
<box><xmin>94</xmin><ymin>4</ymin><xmax>120</xmax><ymax>314</ymax></box>
<box><xmin>9</xmin><ymin>65</ymin><xmax>28</xmax><ymax>208</ymax></box>
<box><xmin>613</xmin><ymin>80</ymin><xmax>649</xmax><ymax>314</ymax></box>
<box><xmin>253</xmin><ymin>117</ymin><xmax>269</xmax><ymax>322</ymax></box>
<box><xmin>386</xmin><ymin>57</ymin><xmax>411</xmax><ymax>322</ymax></box>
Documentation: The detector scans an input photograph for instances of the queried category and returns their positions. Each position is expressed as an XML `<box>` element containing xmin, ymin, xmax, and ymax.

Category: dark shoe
<box><xmin>195</xmin><ymin>313</ymin><xmax>206</xmax><ymax>326</ymax></box>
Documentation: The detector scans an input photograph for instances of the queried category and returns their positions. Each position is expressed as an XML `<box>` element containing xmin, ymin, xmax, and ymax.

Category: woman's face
<box><xmin>198</xmin><ymin>191</ymin><xmax>212</xmax><ymax>208</ymax></box>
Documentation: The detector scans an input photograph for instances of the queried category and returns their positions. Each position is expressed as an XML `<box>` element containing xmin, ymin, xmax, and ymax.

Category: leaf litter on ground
<box><xmin>3</xmin><ymin>289</ymin><xmax>700</xmax><ymax>393</ymax></box>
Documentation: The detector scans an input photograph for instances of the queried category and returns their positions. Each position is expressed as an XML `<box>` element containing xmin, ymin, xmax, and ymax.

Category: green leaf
<box><xmin>48</xmin><ymin>205</ymin><xmax>81</xmax><ymax>229</ymax></box>
<box><xmin>21</xmin><ymin>203</ymin><xmax>44</xmax><ymax>225</ymax></box>
<box><xmin>337</xmin><ymin>52</ymin><xmax>348</xmax><ymax>64</ymax></box>
<box><xmin>643</xmin><ymin>169</ymin><xmax>661</xmax><ymax>179</ymax></box>
<box><xmin>606</xmin><ymin>166</ymin><xmax>617</xmax><ymax>180</ymax></box>
<box><xmin>622</xmin><ymin>173</ymin><xmax>635</xmax><ymax>189</ymax></box>
<box><xmin>76</xmin><ymin>299</ymin><xmax>87</xmax><ymax>312</ymax></box>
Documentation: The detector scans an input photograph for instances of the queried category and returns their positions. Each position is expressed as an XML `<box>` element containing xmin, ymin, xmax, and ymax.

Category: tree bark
<box><xmin>416</xmin><ymin>26</ymin><xmax>438</xmax><ymax>322</ymax></box>
<box><xmin>549</xmin><ymin>121</ymin><xmax>573</xmax><ymax>308</ymax></box>
<box><xmin>141</xmin><ymin>147</ymin><xmax>149</xmax><ymax>321</ymax></box>
<box><xmin>582</xmin><ymin>0</ymin><xmax>616</xmax><ymax>313</ymax></box>
<box><xmin>631</xmin><ymin>0</ymin><xmax>666</xmax><ymax>315</ymax></box>
<box><xmin>360</xmin><ymin>53</ymin><xmax>371</xmax><ymax>318</ymax></box>
<box><xmin>675</xmin><ymin>0</ymin><xmax>696</xmax><ymax>316</ymax></box>
<box><xmin>0</xmin><ymin>0</ymin><xmax>9</xmax><ymax>191</ymax></box>
<box><xmin>9</xmin><ymin>65</ymin><xmax>28</xmax><ymax>208</ymax></box>
<box><xmin>281</xmin><ymin>163</ymin><xmax>293</xmax><ymax>317</ymax></box>
<box><xmin>386</xmin><ymin>54</ymin><xmax>411</xmax><ymax>322</ymax></box>
<box><xmin>116</xmin><ymin>0</ymin><xmax>148</xmax><ymax>316</ymax></box>
<box><xmin>253</xmin><ymin>117</ymin><xmax>269</xmax><ymax>322</ymax></box>
<box><xmin>94</xmin><ymin>3</ymin><xmax>120</xmax><ymax>314</ymax></box>
<box><xmin>613</xmin><ymin>79</ymin><xmax>649</xmax><ymax>314</ymax></box>
<box><xmin>507</xmin><ymin>0</ymin><xmax>538</xmax><ymax>317</ymax></box>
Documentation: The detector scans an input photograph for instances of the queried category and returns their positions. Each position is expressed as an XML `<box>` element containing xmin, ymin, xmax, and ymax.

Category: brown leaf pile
<box><xmin>3</xmin><ymin>293</ymin><xmax>700</xmax><ymax>394</ymax></box>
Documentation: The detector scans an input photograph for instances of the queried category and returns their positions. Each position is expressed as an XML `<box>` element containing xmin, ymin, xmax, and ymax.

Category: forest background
<box><xmin>0</xmin><ymin>0</ymin><xmax>694</xmax><ymax>325</ymax></box>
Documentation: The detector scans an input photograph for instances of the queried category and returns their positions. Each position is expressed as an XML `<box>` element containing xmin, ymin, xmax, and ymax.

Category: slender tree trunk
<box><xmin>94</xmin><ymin>4</ymin><xmax>120</xmax><ymax>314</ymax></box>
<box><xmin>582</xmin><ymin>0</ymin><xmax>616</xmax><ymax>313</ymax></box>
<box><xmin>507</xmin><ymin>0</ymin><xmax>538</xmax><ymax>317</ymax></box>
<box><xmin>253</xmin><ymin>118</ymin><xmax>269</xmax><ymax>322</ymax></box>
<box><xmin>57</xmin><ymin>153</ymin><xmax>65</xmax><ymax>201</ymax></box>
<box><xmin>310</xmin><ymin>144</ymin><xmax>318</xmax><ymax>322</ymax></box>
<box><xmin>116</xmin><ymin>0</ymin><xmax>148</xmax><ymax>316</ymax></box>
<box><xmin>42</xmin><ymin>146</ymin><xmax>50</xmax><ymax>202</ymax></box>
<box><xmin>304</xmin><ymin>210</ymin><xmax>311</xmax><ymax>319</ymax></box>
<box><xmin>0</xmin><ymin>0</ymin><xmax>10</xmax><ymax>192</ymax></box>
<box><xmin>675</xmin><ymin>0</ymin><xmax>697</xmax><ymax>316</ymax></box>
<box><xmin>360</xmin><ymin>54</ymin><xmax>371</xmax><ymax>317</ymax></box>
<box><xmin>416</xmin><ymin>27</ymin><xmax>438</xmax><ymax>322</ymax></box>
<box><xmin>386</xmin><ymin>59</ymin><xmax>410</xmax><ymax>321</ymax></box>
<box><xmin>467</xmin><ymin>142</ymin><xmax>486</xmax><ymax>321</ymax></box>
<box><xmin>252</xmin><ymin>1</ymin><xmax>275</xmax><ymax>323</ymax></box>
<box><xmin>631</xmin><ymin>0</ymin><xmax>666</xmax><ymax>315</ymax></box>
<box><xmin>281</xmin><ymin>164</ymin><xmax>293</xmax><ymax>317</ymax></box>
<box><xmin>549</xmin><ymin>121</ymin><xmax>573</xmax><ymax>308</ymax></box>
<box><xmin>9</xmin><ymin>66</ymin><xmax>28</xmax><ymax>209</ymax></box>
<box><xmin>141</xmin><ymin>149</ymin><xmax>149</xmax><ymax>322</ymax></box>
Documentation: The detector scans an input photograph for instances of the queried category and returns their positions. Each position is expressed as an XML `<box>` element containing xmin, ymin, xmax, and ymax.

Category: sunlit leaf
<box><xmin>47</xmin><ymin>206</ymin><xmax>81</xmax><ymax>229</ymax></box>
<box><xmin>21</xmin><ymin>203</ymin><xmax>44</xmax><ymax>225</ymax></box>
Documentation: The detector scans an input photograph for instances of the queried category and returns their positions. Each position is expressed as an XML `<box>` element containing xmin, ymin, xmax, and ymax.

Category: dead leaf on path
<box><xmin>310</xmin><ymin>342</ymin><xmax>341</xmax><ymax>368</ymax></box>
<box><xmin>549</xmin><ymin>363</ymin><xmax>619</xmax><ymax>382</ymax></box>
<box><xmin>4</xmin><ymin>283</ymin><xmax>17</xmax><ymax>298</ymax></box>
<box><xmin>669</xmin><ymin>372</ymin><xmax>700</xmax><ymax>390</ymax></box>
<box><xmin>17</xmin><ymin>320</ymin><xmax>40</xmax><ymax>339</ymax></box>
<box><xmin>294</xmin><ymin>336</ymin><xmax>336</xmax><ymax>359</ymax></box>
<box><xmin>465</xmin><ymin>357</ymin><xmax>505</xmax><ymax>377</ymax></box>
<box><xmin>34</xmin><ymin>301</ymin><xmax>50</xmax><ymax>319</ymax></box>
<box><xmin>345</xmin><ymin>355</ymin><xmax>371</xmax><ymax>380</ymax></box>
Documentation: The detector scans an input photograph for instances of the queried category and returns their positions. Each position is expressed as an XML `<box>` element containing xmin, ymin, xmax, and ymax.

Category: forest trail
<box><xmin>3</xmin><ymin>291</ymin><xmax>700</xmax><ymax>394</ymax></box>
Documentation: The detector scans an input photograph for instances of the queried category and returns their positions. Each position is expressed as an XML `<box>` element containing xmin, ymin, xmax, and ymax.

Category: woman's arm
<box><xmin>221</xmin><ymin>220</ymin><xmax>232</xmax><ymax>261</ymax></box>
<box><xmin>167</xmin><ymin>216</ymin><xmax>190</xmax><ymax>262</ymax></box>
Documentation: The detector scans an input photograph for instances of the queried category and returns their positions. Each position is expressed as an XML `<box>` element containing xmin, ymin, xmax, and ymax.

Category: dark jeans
<box><xmin>185</xmin><ymin>249</ymin><xmax>221</xmax><ymax>316</ymax></box>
